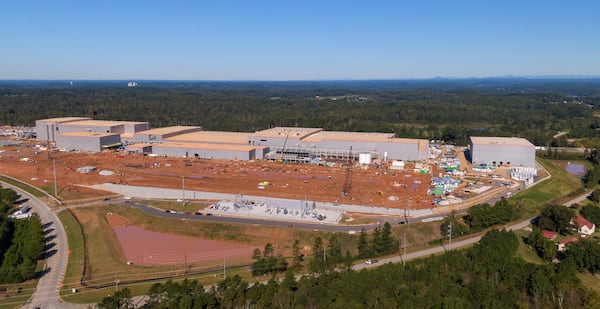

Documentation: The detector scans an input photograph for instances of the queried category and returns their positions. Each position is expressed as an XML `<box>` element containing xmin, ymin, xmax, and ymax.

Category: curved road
<box><xmin>0</xmin><ymin>183</ymin><xmax>85</xmax><ymax>309</ymax></box>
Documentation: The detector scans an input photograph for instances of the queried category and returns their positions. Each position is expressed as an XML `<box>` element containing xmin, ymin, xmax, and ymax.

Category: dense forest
<box><xmin>2</xmin><ymin>79</ymin><xmax>600</xmax><ymax>146</ymax></box>
<box><xmin>0</xmin><ymin>188</ymin><xmax>45</xmax><ymax>283</ymax></box>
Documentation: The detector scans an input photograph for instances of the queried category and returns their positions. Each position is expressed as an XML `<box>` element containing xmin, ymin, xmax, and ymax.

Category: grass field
<box><xmin>58</xmin><ymin>209</ymin><xmax>86</xmax><ymax>299</ymax></box>
<box><xmin>0</xmin><ymin>175</ymin><xmax>46</xmax><ymax>198</ymax></box>
<box><xmin>58</xmin><ymin>203</ymin><xmax>336</xmax><ymax>303</ymax></box>
<box><xmin>512</xmin><ymin>229</ymin><xmax>545</xmax><ymax>265</ymax></box>
<box><xmin>0</xmin><ymin>280</ymin><xmax>38</xmax><ymax>309</ymax></box>
<box><xmin>139</xmin><ymin>200</ymin><xmax>217</xmax><ymax>213</ymax></box>
<box><xmin>512</xmin><ymin>158</ymin><xmax>584</xmax><ymax>216</ymax></box>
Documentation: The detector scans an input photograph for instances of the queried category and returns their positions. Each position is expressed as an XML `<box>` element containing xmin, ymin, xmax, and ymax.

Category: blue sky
<box><xmin>1</xmin><ymin>1</ymin><xmax>599</xmax><ymax>80</ymax></box>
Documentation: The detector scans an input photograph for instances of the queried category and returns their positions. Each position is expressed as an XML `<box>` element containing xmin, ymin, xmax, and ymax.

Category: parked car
<box><xmin>194</xmin><ymin>212</ymin><xmax>203</xmax><ymax>216</ymax></box>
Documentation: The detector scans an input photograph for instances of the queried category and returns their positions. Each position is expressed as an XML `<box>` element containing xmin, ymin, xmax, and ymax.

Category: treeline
<box><xmin>250</xmin><ymin>222</ymin><xmax>399</xmax><ymax>277</ymax></box>
<box><xmin>441</xmin><ymin>197</ymin><xmax>521</xmax><ymax>238</ymax></box>
<box><xmin>2</xmin><ymin>84</ymin><xmax>600</xmax><ymax>146</ymax></box>
<box><xmin>0</xmin><ymin>188</ymin><xmax>45</xmax><ymax>283</ymax></box>
<box><xmin>98</xmin><ymin>230</ymin><xmax>600</xmax><ymax>308</ymax></box>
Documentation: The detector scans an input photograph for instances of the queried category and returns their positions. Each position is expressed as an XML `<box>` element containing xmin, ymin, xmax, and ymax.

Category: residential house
<box><xmin>557</xmin><ymin>237</ymin><xmax>579</xmax><ymax>252</ymax></box>
<box><xmin>572</xmin><ymin>215</ymin><xmax>596</xmax><ymax>237</ymax></box>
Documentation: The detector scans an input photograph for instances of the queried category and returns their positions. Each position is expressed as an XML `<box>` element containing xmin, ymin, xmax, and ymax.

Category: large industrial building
<box><xmin>469</xmin><ymin>136</ymin><xmax>536</xmax><ymax>167</ymax></box>
<box><xmin>56</xmin><ymin>132</ymin><xmax>122</xmax><ymax>152</ymax></box>
<box><xmin>35</xmin><ymin>117</ymin><xmax>430</xmax><ymax>162</ymax></box>
<box><xmin>248</xmin><ymin>127</ymin><xmax>428</xmax><ymax>162</ymax></box>
<box><xmin>35</xmin><ymin>117</ymin><xmax>150</xmax><ymax>150</ymax></box>
<box><xmin>151</xmin><ymin>142</ymin><xmax>268</xmax><ymax>160</ymax></box>
<box><xmin>35</xmin><ymin>117</ymin><xmax>92</xmax><ymax>142</ymax></box>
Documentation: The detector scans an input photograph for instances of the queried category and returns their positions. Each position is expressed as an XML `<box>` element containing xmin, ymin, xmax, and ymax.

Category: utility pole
<box><xmin>115</xmin><ymin>272</ymin><xmax>119</xmax><ymax>292</ymax></box>
<box><xmin>53</xmin><ymin>159</ymin><xmax>57</xmax><ymax>197</ymax></box>
<box><xmin>405</xmin><ymin>197</ymin><xmax>412</xmax><ymax>224</ymax></box>
<box><xmin>184</xmin><ymin>255</ymin><xmax>187</xmax><ymax>274</ymax></box>
<box><xmin>46</xmin><ymin>124</ymin><xmax>50</xmax><ymax>160</ymax></box>
<box><xmin>402</xmin><ymin>233</ymin><xmax>407</xmax><ymax>267</ymax></box>
<box><xmin>448</xmin><ymin>221</ymin><xmax>452</xmax><ymax>245</ymax></box>
<box><xmin>181</xmin><ymin>176</ymin><xmax>185</xmax><ymax>207</ymax></box>
<box><xmin>223</xmin><ymin>259</ymin><xmax>226</xmax><ymax>279</ymax></box>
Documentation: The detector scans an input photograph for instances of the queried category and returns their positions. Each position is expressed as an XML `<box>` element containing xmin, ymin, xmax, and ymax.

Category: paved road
<box><xmin>353</xmin><ymin>216</ymin><xmax>535</xmax><ymax>271</ymax></box>
<box><xmin>113</xmin><ymin>200</ymin><xmax>383</xmax><ymax>232</ymax></box>
<box><xmin>0</xmin><ymin>183</ymin><xmax>85</xmax><ymax>309</ymax></box>
<box><xmin>355</xmin><ymin>189</ymin><xmax>590</xmax><ymax>271</ymax></box>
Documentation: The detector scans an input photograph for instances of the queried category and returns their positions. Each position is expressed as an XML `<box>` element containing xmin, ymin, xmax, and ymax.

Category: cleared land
<box><xmin>108</xmin><ymin>213</ymin><xmax>256</xmax><ymax>266</ymax></box>
<box><xmin>0</xmin><ymin>143</ymin><xmax>435</xmax><ymax>209</ymax></box>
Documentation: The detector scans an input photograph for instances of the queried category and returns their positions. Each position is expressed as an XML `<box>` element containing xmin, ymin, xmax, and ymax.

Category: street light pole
<box><xmin>181</xmin><ymin>176</ymin><xmax>185</xmax><ymax>207</ymax></box>
<box><xmin>53</xmin><ymin>159</ymin><xmax>57</xmax><ymax>197</ymax></box>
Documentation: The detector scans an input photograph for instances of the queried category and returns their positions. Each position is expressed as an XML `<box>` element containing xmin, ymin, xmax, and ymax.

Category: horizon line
<box><xmin>2</xmin><ymin>75</ymin><xmax>600</xmax><ymax>83</ymax></box>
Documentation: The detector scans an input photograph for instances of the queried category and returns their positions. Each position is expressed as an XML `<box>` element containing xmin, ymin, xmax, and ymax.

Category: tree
<box><xmin>380</xmin><ymin>222</ymin><xmax>399</xmax><ymax>254</ymax></box>
<box><xmin>263</xmin><ymin>243</ymin><xmax>274</xmax><ymax>257</ymax></box>
<box><xmin>97</xmin><ymin>288</ymin><xmax>133</xmax><ymax>309</ymax></box>
<box><xmin>536</xmin><ymin>204</ymin><xmax>575</xmax><ymax>235</ymax></box>
<box><xmin>251</xmin><ymin>243</ymin><xmax>288</xmax><ymax>276</ymax></box>
<box><xmin>291</xmin><ymin>239</ymin><xmax>303</xmax><ymax>269</ymax></box>
<box><xmin>357</xmin><ymin>229</ymin><xmax>371</xmax><ymax>258</ymax></box>
<box><xmin>326</xmin><ymin>234</ymin><xmax>343</xmax><ymax>268</ymax></box>
<box><xmin>0</xmin><ymin>188</ymin><xmax>18</xmax><ymax>206</ymax></box>
<box><xmin>580</xmin><ymin>205</ymin><xmax>600</xmax><ymax>226</ymax></box>
<box><xmin>0</xmin><ymin>214</ymin><xmax>45</xmax><ymax>283</ymax></box>
<box><xmin>309</xmin><ymin>237</ymin><xmax>325</xmax><ymax>274</ymax></box>
<box><xmin>589</xmin><ymin>189</ymin><xmax>600</xmax><ymax>204</ymax></box>
<box><xmin>526</xmin><ymin>228</ymin><xmax>557</xmax><ymax>261</ymax></box>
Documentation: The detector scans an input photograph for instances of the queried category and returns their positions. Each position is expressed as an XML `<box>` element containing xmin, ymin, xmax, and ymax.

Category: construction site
<box><xmin>0</xmin><ymin>118</ymin><xmax>541</xmax><ymax>221</ymax></box>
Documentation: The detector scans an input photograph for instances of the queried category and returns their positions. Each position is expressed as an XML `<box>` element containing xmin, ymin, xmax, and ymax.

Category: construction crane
<box><xmin>279</xmin><ymin>130</ymin><xmax>291</xmax><ymax>163</ymax></box>
<box><xmin>342</xmin><ymin>146</ymin><xmax>353</xmax><ymax>197</ymax></box>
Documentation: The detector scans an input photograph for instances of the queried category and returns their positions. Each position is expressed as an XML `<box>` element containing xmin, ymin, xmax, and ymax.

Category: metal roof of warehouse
<box><xmin>252</xmin><ymin>127</ymin><xmax>323</xmax><ymax>139</ymax></box>
<box><xmin>136</xmin><ymin>126</ymin><xmax>201</xmax><ymax>135</ymax></box>
<box><xmin>301</xmin><ymin>131</ymin><xmax>396</xmax><ymax>142</ymax></box>
<box><xmin>165</xmin><ymin>131</ymin><xmax>250</xmax><ymax>144</ymax></box>
<box><xmin>37</xmin><ymin>117</ymin><xmax>91</xmax><ymax>123</ymax></box>
<box><xmin>62</xmin><ymin>120</ymin><xmax>141</xmax><ymax>127</ymax></box>
<box><xmin>470</xmin><ymin>136</ymin><xmax>534</xmax><ymax>147</ymax></box>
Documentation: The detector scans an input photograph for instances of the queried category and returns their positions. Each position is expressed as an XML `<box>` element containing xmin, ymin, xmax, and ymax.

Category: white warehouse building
<box><xmin>56</xmin><ymin>132</ymin><xmax>122</xmax><ymax>152</ymax></box>
<box><xmin>470</xmin><ymin>136</ymin><xmax>536</xmax><ymax>167</ymax></box>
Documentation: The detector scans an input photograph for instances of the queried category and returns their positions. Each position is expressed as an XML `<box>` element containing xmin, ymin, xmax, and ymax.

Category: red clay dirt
<box><xmin>0</xmin><ymin>142</ymin><xmax>435</xmax><ymax>209</ymax></box>
<box><xmin>107</xmin><ymin>212</ymin><xmax>255</xmax><ymax>266</ymax></box>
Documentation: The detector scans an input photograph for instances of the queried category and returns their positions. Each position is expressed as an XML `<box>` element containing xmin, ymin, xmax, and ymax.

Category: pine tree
<box><xmin>358</xmin><ymin>229</ymin><xmax>371</xmax><ymax>258</ymax></box>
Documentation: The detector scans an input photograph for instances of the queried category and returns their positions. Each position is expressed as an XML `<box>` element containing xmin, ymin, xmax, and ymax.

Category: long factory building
<box><xmin>35</xmin><ymin>117</ymin><xmax>430</xmax><ymax>162</ymax></box>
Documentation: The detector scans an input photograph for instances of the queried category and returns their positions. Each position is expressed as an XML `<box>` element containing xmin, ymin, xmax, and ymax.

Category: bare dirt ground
<box><xmin>0</xmin><ymin>141</ymin><xmax>436</xmax><ymax>210</ymax></box>
<box><xmin>107</xmin><ymin>213</ymin><xmax>255</xmax><ymax>266</ymax></box>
